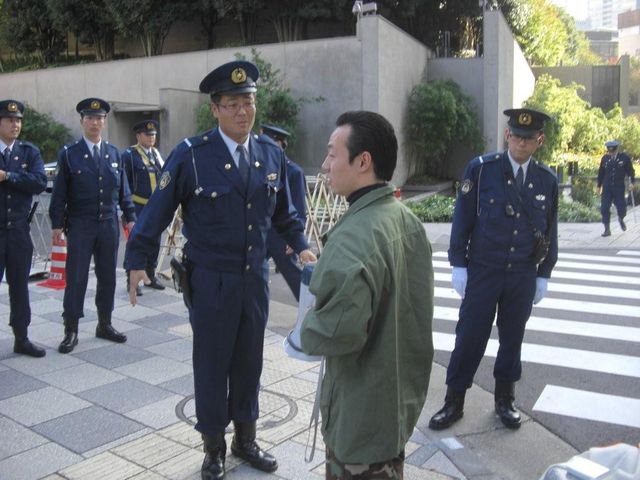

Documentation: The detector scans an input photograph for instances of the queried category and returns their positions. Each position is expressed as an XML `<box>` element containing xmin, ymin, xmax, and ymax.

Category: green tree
<box><xmin>265</xmin><ymin>0</ymin><xmax>337</xmax><ymax>42</ymax></box>
<box><xmin>2</xmin><ymin>0</ymin><xmax>65</xmax><ymax>65</ymax></box>
<box><xmin>187</xmin><ymin>0</ymin><xmax>228</xmax><ymax>49</ymax></box>
<box><xmin>21</xmin><ymin>105</ymin><xmax>73</xmax><ymax>162</ymax></box>
<box><xmin>106</xmin><ymin>0</ymin><xmax>188</xmax><ymax>56</ymax></box>
<box><xmin>47</xmin><ymin>0</ymin><xmax>116</xmax><ymax>61</ymax></box>
<box><xmin>406</xmin><ymin>79</ymin><xmax>484</xmax><ymax>179</ymax></box>
<box><xmin>215</xmin><ymin>0</ymin><xmax>264</xmax><ymax>45</ymax></box>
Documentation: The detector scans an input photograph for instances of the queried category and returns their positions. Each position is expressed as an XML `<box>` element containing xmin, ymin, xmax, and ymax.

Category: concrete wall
<box><xmin>0</xmin><ymin>12</ymin><xmax>535</xmax><ymax>184</ymax></box>
<box><xmin>359</xmin><ymin>15</ymin><xmax>430</xmax><ymax>185</ymax></box>
<box><xmin>427</xmin><ymin>10</ymin><xmax>535</xmax><ymax>179</ymax></box>
<box><xmin>483</xmin><ymin>10</ymin><xmax>536</xmax><ymax>155</ymax></box>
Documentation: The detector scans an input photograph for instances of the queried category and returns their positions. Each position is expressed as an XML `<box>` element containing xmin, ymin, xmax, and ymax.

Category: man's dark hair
<box><xmin>336</xmin><ymin>110</ymin><xmax>397</xmax><ymax>181</ymax></box>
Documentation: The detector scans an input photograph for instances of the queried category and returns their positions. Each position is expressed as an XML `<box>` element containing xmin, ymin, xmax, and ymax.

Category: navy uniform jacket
<box><xmin>0</xmin><ymin>141</ymin><xmax>47</xmax><ymax>228</ymax></box>
<box><xmin>449</xmin><ymin>152</ymin><xmax>558</xmax><ymax>278</ymax></box>
<box><xmin>49</xmin><ymin>140</ymin><xmax>136</xmax><ymax>229</ymax></box>
<box><xmin>597</xmin><ymin>152</ymin><xmax>635</xmax><ymax>192</ymax></box>
<box><xmin>124</xmin><ymin>129</ymin><xmax>308</xmax><ymax>273</ymax></box>
<box><xmin>123</xmin><ymin>145</ymin><xmax>163</xmax><ymax>207</ymax></box>
<box><xmin>285</xmin><ymin>157</ymin><xmax>307</xmax><ymax>224</ymax></box>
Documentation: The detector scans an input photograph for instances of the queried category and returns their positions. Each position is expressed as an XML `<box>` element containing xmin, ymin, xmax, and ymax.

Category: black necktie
<box><xmin>2</xmin><ymin>147</ymin><xmax>10</xmax><ymax>168</ymax></box>
<box><xmin>516</xmin><ymin>166</ymin><xmax>524</xmax><ymax>191</ymax></box>
<box><xmin>237</xmin><ymin>145</ymin><xmax>249</xmax><ymax>185</ymax></box>
<box><xmin>93</xmin><ymin>145</ymin><xmax>101</xmax><ymax>169</ymax></box>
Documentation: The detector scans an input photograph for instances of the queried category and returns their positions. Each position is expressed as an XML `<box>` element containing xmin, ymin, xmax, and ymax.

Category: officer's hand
<box><xmin>0</xmin><ymin>170</ymin><xmax>6</xmax><ymax>182</ymax></box>
<box><xmin>52</xmin><ymin>229</ymin><xmax>64</xmax><ymax>245</ymax></box>
<box><xmin>298</xmin><ymin>249</ymin><xmax>317</xmax><ymax>264</ymax></box>
<box><xmin>629</xmin><ymin>184</ymin><xmax>635</xmax><ymax>192</ymax></box>
<box><xmin>129</xmin><ymin>270</ymin><xmax>149</xmax><ymax>306</ymax></box>
<box><xmin>533</xmin><ymin>277</ymin><xmax>548</xmax><ymax>305</ymax></box>
<box><xmin>285</xmin><ymin>245</ymin><xmax>294</xmax><ymax>256</ymax></box>
<box><xmin>597</xmin><ymin>186</ymin><xmax>603</xmax><ymax>196</ymax></box>
<box><xmin>451</xmin><ymin>267</ymin><xmax>467</xmax><ymax>299</ymax></box>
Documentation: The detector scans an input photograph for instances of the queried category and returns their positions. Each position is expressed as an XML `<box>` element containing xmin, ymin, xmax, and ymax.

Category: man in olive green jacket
<box><xmin>300</xmin><ymin>111</ymin><xmax>434</xmax><ymax>479</ymax></box>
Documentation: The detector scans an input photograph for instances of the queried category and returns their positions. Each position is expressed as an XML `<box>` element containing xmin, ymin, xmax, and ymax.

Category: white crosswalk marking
<box><xmin>432</xmin><ymin>249</ymin><xmax>640</xmax><ymax>430</ymax></box>
<box><xmin>533</xmin><ymin>386</ymin><xmax>640</xmax><ymax>428</ymax></box>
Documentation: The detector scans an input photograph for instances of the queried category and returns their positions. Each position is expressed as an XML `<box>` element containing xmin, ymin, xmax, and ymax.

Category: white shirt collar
<box><xmin>218</xmin><ymin>128</ymin><xmax>250</xmax><ymax>166</ymax></box>
<box><xmin>83</xmin><ymin>137</ymin><xmax>102</xmax><ymax>152</ymax></box>
<box><xmin>0</xmin><ymin>140</ymin><xmax>15</xmax><ymax>152</ymax></box>
<box><xmin>507</xmin><ymin>150</ymin><xmax>531</xmax><ymax>178</ymax></box>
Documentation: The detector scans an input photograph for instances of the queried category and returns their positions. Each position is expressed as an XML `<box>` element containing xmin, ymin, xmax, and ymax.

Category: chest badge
<box><xmin>535</xmin><ymin>194</ymin><xmax>546</xmax><ymax>201</ymax></box>
<box><xmin>159</xmin><ymin>171</ymin><xmax>171</xmax><ymax>190</ymax></box>
<box><xmin>460</xmin><ymin>179</ymin><xmax>473</xmax><ymax>194</ymax></box>
<box><xmin>111</xmin><ymin>162</ymin><xmax>118</xmax><ymax>168</ymax></box>
<box><xmin>21</xmin><ymin>163</ymin><xmax>27</xmax><ymax>168</ymax></box>
<box><xmin>267</xmin><ymin>173</ymin><xmax>278</xmax><ymax>181</ymax></box>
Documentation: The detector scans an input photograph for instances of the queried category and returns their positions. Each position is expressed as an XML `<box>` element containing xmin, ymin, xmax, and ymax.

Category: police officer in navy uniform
<box><xmin>0</xmin><ymin>100</ymin><xmax>47</xmax><ymax>357</ymax></box>
<box><xmin>49</xmin><ymin>98</ymin><xmax>136</xmax><ymax>354</ymax></box>
<box><xmin>597</xmin><ymin>140</ymin><xmax>635</xmax><ymax>237</ymax></box>
<box><xmin>122</xmin><ymin>119</ymin><xmax>165</xmax><ymax>295</ymax></box>
<box><xmin>124</xmin><ymin>61</ymin><xmax>316</xmax><ymax>479</ymax></box>
<box><xmin>260</xmin><ymin>124</ymin><xmax>307</xmax><ymax>300</ymax></box>
<box><xmin>429</xmin><ymin>108</ymin><xmax>558</xmax><ymax>431</ymax></box>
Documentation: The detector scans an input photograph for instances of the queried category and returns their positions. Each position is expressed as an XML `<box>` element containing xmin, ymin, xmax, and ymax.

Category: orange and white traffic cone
<box><xmin>37</xmin><ymin>238</ymin><xmax>67</xmax><ymax>290</ymax></box>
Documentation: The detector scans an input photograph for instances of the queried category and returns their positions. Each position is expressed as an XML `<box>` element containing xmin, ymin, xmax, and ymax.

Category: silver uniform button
<box><xmin>513</xmin><ymin>230</ymin><xmax>518</xmax><ymax>235</ymax></box>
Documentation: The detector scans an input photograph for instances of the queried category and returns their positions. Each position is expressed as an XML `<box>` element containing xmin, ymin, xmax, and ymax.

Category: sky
<box><xmin>548</xmin><ymin>0</ymin><xmax>588</xmax><ymax>20</ymax></box>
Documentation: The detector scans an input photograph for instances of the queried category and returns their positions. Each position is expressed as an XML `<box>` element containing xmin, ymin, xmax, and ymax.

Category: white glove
<box><xmin>451</xmin><ymin>267</ymin><xmax>467</xmax><ymax>299</ymax></box>
<box><xmin>533</xmin><ymin>277</ymin><xmax>548</xmax><ymax>304</ymax></box>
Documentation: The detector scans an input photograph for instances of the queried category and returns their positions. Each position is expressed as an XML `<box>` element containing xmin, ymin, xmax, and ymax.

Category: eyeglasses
<box><xmin>216</xmin><ymin>101</ymin><xmax>256</xmax><ymax>114</ymax></box>
<box><xmin>509</xmin><ymin>133</ymin><xmax>539</xmax><ymax>144</ymax></box>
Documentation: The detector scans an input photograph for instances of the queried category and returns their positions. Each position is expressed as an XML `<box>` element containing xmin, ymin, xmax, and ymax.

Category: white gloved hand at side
<box><xmin>533</xmin><ymin>277</ymin><xmax>548</xmax><ymax>304</ymax></box>
<box><xmin>451</xmin><ymin>267</ymin><xmax>468</xmax><ymax>299</ymax></box>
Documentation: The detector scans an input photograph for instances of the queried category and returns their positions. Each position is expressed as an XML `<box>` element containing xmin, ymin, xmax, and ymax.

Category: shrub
<box><xmin>558</xmin><ymin>198</ymin><xmax>600</xmax><ymax>222</ymax></box>
<box><xmin>21</xmin><ymin>105</ymin><xmax>73</xmax><ymax>162</ymax></box>
<box><xmin>405</xmin><ymin>195</ymin><xmax>455</xmax><ymax>222</ymax></box>
<box><xmin>406</xmin><ymin>79</ymin><xmax>483</xmax><ymax>179</ymax></box>
<box><xmin>570</xmin><ymin>175</ymin><xmax>598</xmax><ymax>207</ymax></box>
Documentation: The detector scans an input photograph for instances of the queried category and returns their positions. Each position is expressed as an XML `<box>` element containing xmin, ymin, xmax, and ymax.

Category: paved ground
<box><xmin>0</xmin><ymin>213</ymin><xmax>637</xmax><ymax>480</ymax></box>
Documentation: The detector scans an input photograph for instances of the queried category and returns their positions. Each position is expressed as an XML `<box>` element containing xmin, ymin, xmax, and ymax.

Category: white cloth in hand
<box><xmin>533</xmin><ymin>277</ymin><xmax>548</xmax><ymax>304</ymax></box>
<box><xmin>451</xmin><ymin>267</ymin><xmax>467</xmax><ymax>299</ymax></box>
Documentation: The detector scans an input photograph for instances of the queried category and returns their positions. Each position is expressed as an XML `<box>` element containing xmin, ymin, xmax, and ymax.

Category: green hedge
<box><xmin>405</xmin><ymin>194</ymin><xmax>601</xmax><ymax>223</ymax></box>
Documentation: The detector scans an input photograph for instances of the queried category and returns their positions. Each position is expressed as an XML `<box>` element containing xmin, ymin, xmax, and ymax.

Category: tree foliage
<box><xmin>525</xmin><ymin>75</ymin><xmax>640</xmax><ymax>166</ymax></box>
<box><xmin>48</xmin><ymin>0</ymin><xmax>115</xmax><ymax>61</ymax></box>
<box><xmin>406</xmin><ymin>79</ymin><xmax>484</xmax><ymax>179</ymax></box>
<box><xmin>106</xmin><ymin>0</ymin><xmax>189</xmax><ymax>56</ymax></box>
<box><xmin>21</xmin><ymin>105</ymin><xmax>73</xmax><ymax>162</ymax></box>
<box><xmin>1</xmin><ymin>0</ymin><xmax>66</xmax><ymax>65</ymax></box>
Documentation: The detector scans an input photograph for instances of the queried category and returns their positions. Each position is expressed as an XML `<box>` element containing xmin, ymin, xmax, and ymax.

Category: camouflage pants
<box><xmin>325</xmin><ymin>448</ymin><xmax>404</xmax><ymax>479</ymax></box>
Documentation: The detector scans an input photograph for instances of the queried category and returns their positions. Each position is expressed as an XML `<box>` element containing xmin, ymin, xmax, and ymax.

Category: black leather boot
<box><xmin>231</xmin><ymin>422</ymin><xmax>278</xmax><ymax>472</ymax></box>
<box><xmin>429</xmin><ymin>387</ymin><xmax>465</xmax><ymax>430</ymax></box>
<box><xmin>58</xmin><ymin>316</ymin><xmax>79</xmax><ymax>354</ymax></box>
<box><xmin>602</xmin><ymin>224</ymin><xmax>611</xmax><ymax>237</ymax></box>
<box><xmin>619</xmin><ymin>218</ymin><xmax>627</xmax><ymax>231</ymax></box>
<box><xmin>96</xmin><ymin>312</ymin><xmax>127</xmax><ymax>343</ymax></box>
<box><xmin>126</xmin><ymin>271</ymin><xmax>143</xmax><ymax>296</ymax></box>
<box><xmin>202</xmin><ymin>433</ymin><xmax>226</xmax><ymax>480</ymax></box>
<box><xmin>145</xmin><ymin>268</ymin><xmax>165</xmax><ymax>290</ymax></box>
<box><xmin>495</xmin><ymin>381</ymin><xmax>521</xmax><ymax>429</ymax></box>
<box><xmin>13</xmin><ymin>328</ymin><xmax>46</xmax><ymax>357</ymax></box>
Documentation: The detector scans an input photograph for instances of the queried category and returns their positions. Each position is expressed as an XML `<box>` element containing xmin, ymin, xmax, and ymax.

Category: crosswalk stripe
<box><xmin>433</xmin><ymin>332</ymin><xmax>640</xmax><ymax>377</ymax></box>
<box><xmin>433</xmin><ymin>287</ymin><xmax>640</xmax><ymax>317</ymax></box>
<box><xmin>433</xmin><ymin>272</ymin><xmax>639</xmax><ymax>299</ymax></box>
<box><xmin>433</xmin><ymin>305</ymin><xmax>640</xmax><ymax>342</ymax></box>
<box><xmin>533</xmin><ymin>385</ymin><xmax>640</xmax><ymax>428</ymax></box>
<box><xmin>555</xmin><ymin>252</ymin><xmax>640</xmax><ymax>265</ymax></box>
<box><xmin>617</xmin><ymin>250</ymin><xmax>640</xmax><ymax>257</ymax></box>
<box><xmin>433</xmin><ymin>257</ymin><xmax>640</xmax><ymax>274</ymax></box>
<box><xmin>550</xmin><ymin>270</ymin><xmax>640</xmax><ymax>286</ymax></box>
